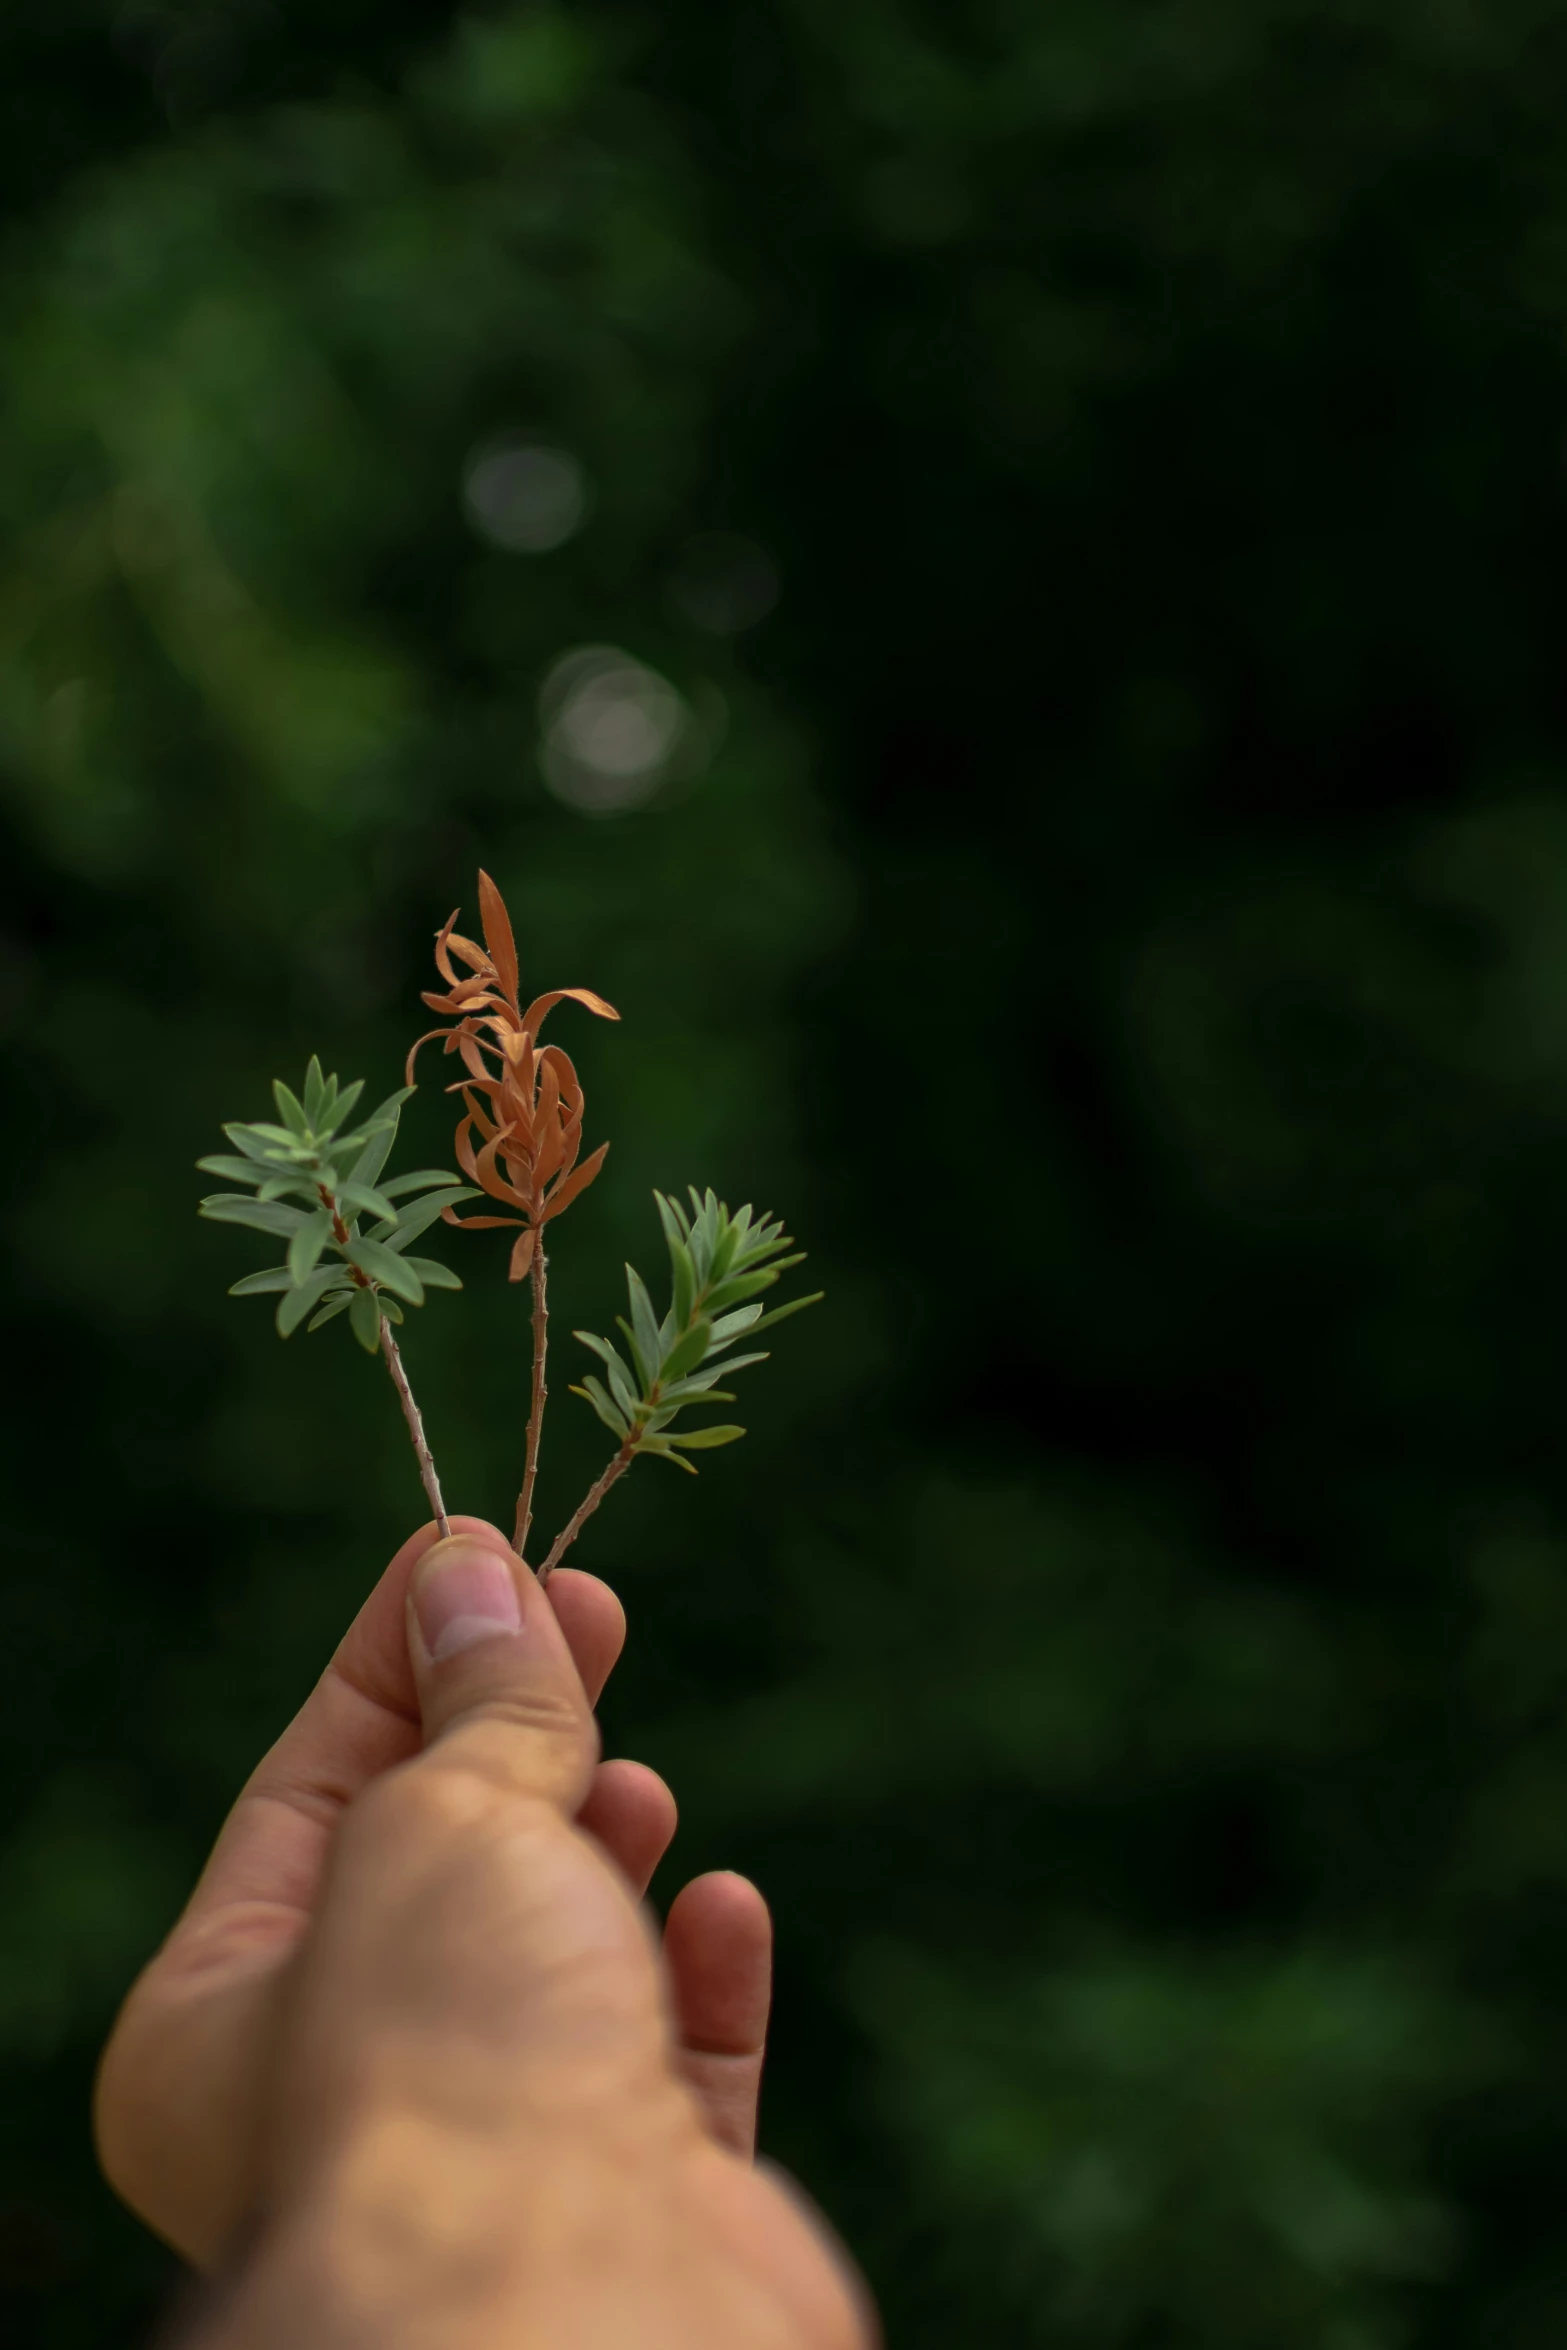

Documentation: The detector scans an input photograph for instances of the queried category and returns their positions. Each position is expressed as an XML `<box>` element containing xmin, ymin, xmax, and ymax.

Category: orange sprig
<box><xmin>407</xmin><ymin>871</ymin><xmax>619</xmax><ymax>1279</ymax></box>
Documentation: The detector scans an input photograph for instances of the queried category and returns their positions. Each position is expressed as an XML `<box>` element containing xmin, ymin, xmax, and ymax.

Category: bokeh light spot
<box><xmin>462</xmin><ymin>436</ymin><xmax>590</xmax><ymax>553</ymax></box>
<box><xmin>538</xmin><ymin>645</ymin><xmax>690</xmax><ymax>815</ymax></box>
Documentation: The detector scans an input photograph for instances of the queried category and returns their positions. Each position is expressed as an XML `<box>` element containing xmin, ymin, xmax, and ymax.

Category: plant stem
<box><xmin>538</xmin><ymin>1439</ymin><xmax>636</xmax><ymax>1583</ymax></box>
<box><xmin>514</xmin><ymin>1230</ymin><xmax>548</xmax><ymax>1559</ymax></box>
<box><xmin>379</xmin><ymin>1315</ymin><xmax>450</xmax><ymax>1539</ymax></box>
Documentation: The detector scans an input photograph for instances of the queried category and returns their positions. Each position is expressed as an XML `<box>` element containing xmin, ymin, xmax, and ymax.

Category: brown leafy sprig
<box><xmin>408</xmin><ymin>871</ymin><xmax>618</xmax><ymax>1555</ymax></box>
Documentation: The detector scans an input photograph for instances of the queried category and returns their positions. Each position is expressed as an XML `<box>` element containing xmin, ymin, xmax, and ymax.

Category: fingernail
<box><xmin>412</xmin><ymin>1538</ymin><xmax>523</xmax><ymax>1661</ymax></box>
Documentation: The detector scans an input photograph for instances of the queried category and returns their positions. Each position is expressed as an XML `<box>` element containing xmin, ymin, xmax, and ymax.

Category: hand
<box><xmin>165</xmin><ymin>1525</ymin><xmax>870</xmax><ymax>2349</ymax></box>
<box><xmin>95</xmin><ymin>1519</ymin><xmax>855</xmax><ymax>2345</ymax></box>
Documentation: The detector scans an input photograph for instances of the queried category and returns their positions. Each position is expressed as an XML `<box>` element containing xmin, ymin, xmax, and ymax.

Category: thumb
<box><xmin>406</xmin><ymin>1532</ymin><xmax>599</xmax><ymax>1815</ymax></box>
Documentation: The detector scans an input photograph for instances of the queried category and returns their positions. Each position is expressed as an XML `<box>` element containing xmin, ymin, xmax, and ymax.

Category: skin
<box><xmin>96</xmin><ymin>1519</ymin><xmax>873</xmax><ymax>2349</ymax></box>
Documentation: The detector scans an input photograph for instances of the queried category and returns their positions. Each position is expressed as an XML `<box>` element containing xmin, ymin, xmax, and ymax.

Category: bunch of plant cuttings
<box><xmin>200</xmin><ymin>874</ymin><xmax>820</xmax><ymax>1577</ymax></box>
<box><xmin>198</xmin><ymin>1058</ymin><xmax>474</xmax><ymax>1532</ymax></box>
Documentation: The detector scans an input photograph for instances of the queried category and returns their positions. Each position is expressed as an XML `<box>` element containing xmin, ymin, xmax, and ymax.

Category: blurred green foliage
<box><xmin>8</xmin><ymin>3</ymin><xmax>1567</xmax><ymax>2343</ymax></box>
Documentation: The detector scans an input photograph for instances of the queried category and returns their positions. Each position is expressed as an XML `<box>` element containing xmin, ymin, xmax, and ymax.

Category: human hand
<box><xmin>163</xmin><ymin>1524</ymin><xmax>868</xmax><ymax>2349</ymax></box>
<box><xmin>96</xmin><ymin>1519</ymin><xmax>851</xmax><ymax>2345</ymax></box>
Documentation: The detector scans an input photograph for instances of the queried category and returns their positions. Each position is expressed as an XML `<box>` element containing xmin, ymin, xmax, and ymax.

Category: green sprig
<box><xmin>568</xmin><ymin>1186</ymin><xmax>822</xmax><ymax>1476</ymax></box>
<box><xmin>197</xmin><ymin>1055</ymin><xmax>476</xmax><ymax>1351</ymax></box>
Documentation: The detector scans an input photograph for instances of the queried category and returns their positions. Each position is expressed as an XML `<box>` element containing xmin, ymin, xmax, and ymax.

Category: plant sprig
<box><xmin>539</xmin><ymin>1188</ymin><xmax>821</xmax><ymax>1574</ymax></box>
<box><xmin>198</xmin><ymin>1056</ymin><xmax>475</xmax><ymax>1528</ymax></box>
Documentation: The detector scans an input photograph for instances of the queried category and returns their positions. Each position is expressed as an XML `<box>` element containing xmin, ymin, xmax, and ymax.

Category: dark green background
<box><xmin>8</xmin><ymin>3</ymin><xmax>1567</xmax><ymax>2342</ymax></box>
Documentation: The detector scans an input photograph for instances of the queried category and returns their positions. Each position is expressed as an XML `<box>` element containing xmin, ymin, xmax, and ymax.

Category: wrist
<box><xmin>202</xmin><ymin>2093</ymin><xmax>701</xmax><ymax>2350</ymax></box>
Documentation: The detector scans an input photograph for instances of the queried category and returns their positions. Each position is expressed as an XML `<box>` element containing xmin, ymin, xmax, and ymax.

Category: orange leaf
<box><xmin>540</xmin><ymin>1140</ymin><xmax>608</xmax><ymax>1221</ymax></box>
<box><xmin>539</xmin><ymin>1043</ymin><xmax>583</xmax><ymax>1118</ymax></box>
<box><xmin>459</xmin><ymin>1086</ymin><xmax>500</xmax><ymax>1145</ymax></box>
<box><xmin>519</xmin><ymin>987</ymin><xmax>620</xmax><ymax>1041</ymax></box>
<box><xmin>454</xmin><ymin>1116</ymin><xmax>483</xmax><ymax>1186</ymax></box>
<box><xmin>532</xmin><ymin>1059</ymin><xmax>566</xmax><ymax>1187</ymax></box>
<box><xmin>477</xmin><ymin>870</ymin><xmax>520</xmax><ymax>1010</ymax></box>
<box><xmin>432</xmin><ymin>907</ymin><xmax>463</xmax><ymax>986</ymax></box>
<box><xmin>444</xmin><ymin>930</ymin><xmax>495</xmax><ymax>977</ymax></box>
<box><xmin>508</xmin><ymin>1226</ymin><xmax>536</xmax><ymax>1283</ymax></box>
<box><xmin>476</xmin><ymin>1129</ymin><xmax>531</xmax><ymax>1210</ymax></box>
<box><xmin>456</xmin><ymin>1031</ymin><xmax>492</xmax><ymax>1083</ymax></box>
<box><xmin>441</xmin><ymin>1208</ymin><xmax>528</xmax><ymax>1230</ymax></box>
<box><xmin>405</xmin><ymin>1024</ymin><xmax>456</xmax><ymax>1085</ymax></box>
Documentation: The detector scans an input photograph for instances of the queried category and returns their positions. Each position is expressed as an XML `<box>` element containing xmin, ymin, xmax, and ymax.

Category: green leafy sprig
<box><xmin>198</xmin><ymin>1055</ymin><xmax>475</xmax><ymax>1528</ymax></box>
<box><xmin>540</xmin><ymin>1188</ymin><xmax>821</xmax><ymax>1574</ymax></box>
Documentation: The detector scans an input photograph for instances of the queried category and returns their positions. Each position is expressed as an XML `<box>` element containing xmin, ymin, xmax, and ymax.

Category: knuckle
<box><xmin>443</xmin><ymin>1695</ymin><xmax>600</xmax><ymax>1798</ymax></box>
<box><xmin>354</xmin><ymin>1756</ymin><xmax>496</xmax><ymax>1847</ymax></box>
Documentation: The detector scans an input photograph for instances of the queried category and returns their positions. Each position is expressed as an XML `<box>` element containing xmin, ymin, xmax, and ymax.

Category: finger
<box><xmin>168</xmin><ymin>1514</ymin><xmax>507</xmax><ymax>1931</ymax></box>
<box><xmin>176</xmin><ymin>1529</ymin><xmax>627</xmax><ymax>1937</ymax></box>
<box><xmin>406</xmin><ymin>1533</ymin><xmax>599</xmax><ymax>1812</ymax></box>
<box><xmin>576</xmin><ymin>1759</ymin><xmax>678</xmax><ymax>1895</ymax></box>
<box><xmin>545</xmin><ymin>1568</ymin><xmax>626</xmax><ymax>1706</ymax></box>
<box><xmin>664</xmin><ymin>1872</ymin><xmax>772</xmax><ymax>2157</ymax></box>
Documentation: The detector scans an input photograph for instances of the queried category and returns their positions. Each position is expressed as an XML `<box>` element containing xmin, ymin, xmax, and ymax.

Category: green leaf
<box><xmin>709</xmin><ymin>1302</ymin><xmax>764</xmax><ymax>1343</ymax></box>
<box><xmin>200</xmin><ymin>1195</ymin><xmax>310</xmax><ymax>1236</ymax></box>
<box><xmin>221</xmin><ymin>1125</ymin><xmax>308</xmax><ymax>1169</ymax></box>
<box><xmin>256</xmin><ymin>1173</ymin><xmax>322</xmax><ymax>1204</ymax></box>
<box><xmin>661</xmin><ymin>1317</ymin><xmax>713</xmax><ymax>1383</ymax></box>
<box><xmin>706</xmin><ymin>1262</ymin><xmax>802</xmax><ymax>1312</ymax></box>
<box><xmin>245</xmin><ymin>1121</ymin><xmax>317</xmax><ymax>1153</ymax></box>
<box><xmin>670</xmin><ymin>1240</ymin><xmax>696</xmax><ymax>1329</ymax></box>
<box><xmin>324</xmin><ymin>1114</ymin><xmax>398</xmax><ymax>1168</ymax></box>
<box><xmin>669</xmin><ymin>1424</ymin><xmax>746</xmax><ymax>1448</ymax></box>
<box><xmin>687</xmin><ymin>1191</ymin><xmax>719</xmax><ymax>1283</ymax></box>
<box><xmin>377</xmin><ymin>1188</ymin><xmax>476</xmax><ymax>1250</ymax></box>
<box><xmin>402</xmin><ymin>1256</ymin><xmax>462</xmax><ymax>1290</ymax></box>
<box><xmin>197</xmin><ymin>1153</ymin><xmax>283</xmax><ymax>1185</ymax></box>
<box><xmin>616</xmin><ymin>1317</ymin><xmax>651</xmax><ymax>1389</ymax></box>
<box><xmin>307</xmin><ymin>1295</ymin><xmax>353</xmax><ymax>1333</ymax></box>
<box><xmin>379</xmin><ymin>1169</ymin><xmax>463</xmax><ymax>1198</ymax></box>
<box><xmin>304</xmin><ymin>1055</ymin><xmax>327</xmax><ymax>1128</ymax></box>
<box><xmin>575</xmin><ymin>1330</ymin><xmax>640</xmax><ymax>1402</ymax></box>
<box><xmin>689</xmin><ymin>1348</ymin><xmax>769</xmax><ymax>1378</ymax></box>
<box><xmin>273</xmin><ymin>1079</ymin><xmax>309</xmax><ymax>1135</ymax></box>
<box><xmin>277</xmin><ymin>1267</ymin><xmax>337</xmax><ymax>1337</ymax></box>
<box><xmin>227</xmin><ymin>1266</ymin><xmax>293</xmax><ymax>1296</ymax></box>
<box><xmin>656</xmin><ymin>1379</ymin><xmax>736</xmax><ymax>1406</ymax></box>
<box><xmin>643</xmin><ymin>1439</ymin><xmax>699</xmax><ymax>1475</ymax></box>
<box><xmin>654</xmin><ymin>1191</ymin><xmax>685</xmax><ymax>1252</ymax></box>
<box><xmin>348</xmin><ymin>1284</ymin><xmax>382</xmax><ymax>1352</ymax></box>
<box><xmin>337</xmin><ymin>1181</ymin><xmax>399</xmax><ymax>1221</ymax></box>
<box><xmin>330</xmin><ymin>1078</ymin><xmax>368</xmax><ymax>1132</ymax></box>
<box><xmin>288</xmin><ymin>1209</ymin><xmax>334</xmax><ymax>1284</ymax></box>
<box><xmin>748</xmin><ymin>1291</ymin><xmax>824</xmax><ymax>1335</ymax></box>
<box><xmin>626</xmin><ymin>1264</ymin><xmax>662</xmax><ymax>1382</ymax></box>
<box><xmin>708</xmin><ymin>1216</ymin><xmax>742</xmax><ymax>1286</ymax></box>
<box><xmin>346</xmin><ymin>1239</ymin><xmax>425</xmax><ymax>1304</ymax></box>
<box><xmin>345</xmin><ymin>1092</ymin><xmax>403</xmax><ymax>1189</ymax></box>
<box><xmin>572</xmin><ymin>1377</ymin><xmax>629</xmax><ymax>1438</ymax></box>
<box><xmin>605</xmin><ymin>1351</ymin><xmax>640</xmax><ymax>1418</ymax></box>
<box><xmin>381</xmin><ymin>1295</ymin><xmax>405</xmax><ymax>1324</ymax></box>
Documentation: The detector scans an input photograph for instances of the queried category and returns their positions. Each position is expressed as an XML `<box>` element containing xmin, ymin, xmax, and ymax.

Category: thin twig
<box><xmin>538</xmin><ymin>1439</ymin><xmax>636</xmax><ymax>1583</ymax></box>
<box><xmin>379</xmin><ymin>1315</ymin><xmax>450</xmax><ymax>1539</ymax></box>
<box><xmin>514</xmin><ymin>1231</ymin><xmax>548</xmax><ymax>1559</ymax></box>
